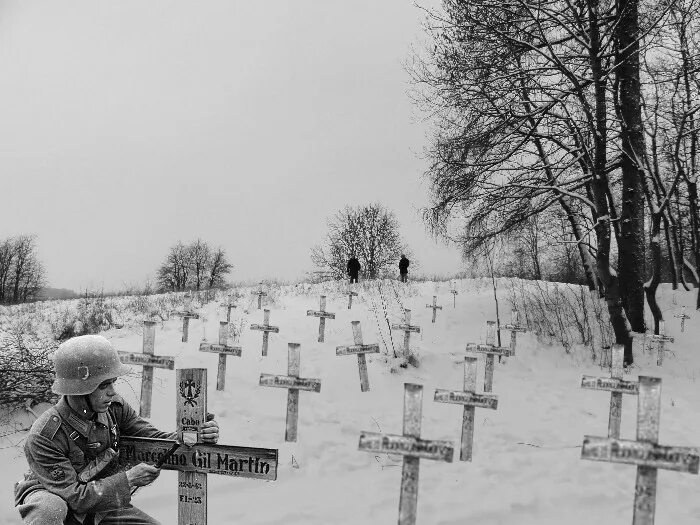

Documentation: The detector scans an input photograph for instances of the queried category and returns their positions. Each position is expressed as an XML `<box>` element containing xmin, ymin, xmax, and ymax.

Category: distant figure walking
<box><xmin>347</xmin><ymin>255</ymin><xmax>361</xmax><ymax>284</ymax></box>
<box><xmin>399</xmin><ymin>254</ymin><xmax>410</xmax><ymax>282</ymax></box>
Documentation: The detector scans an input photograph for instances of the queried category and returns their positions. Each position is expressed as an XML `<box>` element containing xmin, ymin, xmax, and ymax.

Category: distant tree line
<box><xmin>0</xmin><ymin>235</ymin><xmax>45</xmax><ymax>304</ymax></box>
<box><xmin>157</xmin><ymin>239</ymin><xmax>233</xmax><ymax>292</ymax></box>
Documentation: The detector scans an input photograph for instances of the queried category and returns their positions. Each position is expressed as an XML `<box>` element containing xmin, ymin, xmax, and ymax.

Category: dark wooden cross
<box><xmin>336</xmin><ymin>321</ymin><xmax>379</xmax><ymax>392</ymax></box>
<box><xmin>581</xmin><ymin>376</ymin><xmax>699</xmax><ymax>525</ymax></box>
<box><xmin>118</xmin><ymin>320</ymin><xmax>175</xmax><ymax>419</ymax></box>
<box><xmin>391</xmin><ymin>309</ymin><xmax>420</xmax><ymax>358</ymax></box>
<box><xmin>199</xmin><ymin>321</ymin><xmax>242</xmax><ymax>391</ymax></box>
<box><xmin>425</xmin><ymin>296</ymin><xmax>442</xmax><ymax>323</ymax></box>
<box><xmin>250</xmin><ymin>309</ymin><xmax>279</xmax><ymax>356</ymax></box>
<box><xmin>179</xmin><ymin>312</ymin><xmax>200</xmax><ymax>343</ymax></box>
<box><xmin>220</xmin><ymin>302</ymin><xmax>236</xmax><ymax>323</ymax></box>
<box><xmin>674</xmin><ymin>306</ymin><xmax>690</xmax><ymax>333</ymax></box>
<box><xmin>252</xmin><ymin>283</ymin><xmax>267</xmax><ymax>310</ymax></box>
<box><xmin>117</xmin><ymin>368</ymin><xmax>278</xmax><ymax>525</ymax></box>
<box><xmin>465</xmin><ymin>320</ymin><xmax>513</xmax><ymax>392</ymax></box>
<box><xmin>581</xmin><ymin>344</ymin><xmax>639</xmax><ymax>439</ymax></box>
<box><xmin>501</xmin><ymin>310</ymin><xmax>526</xmax><ymax>357</ymax></box>
<box><xmin>646</xmin><ymin>321</ymin><xmax>674</xmax><ymax>366</ymax></box>
<box><xmin>346</xmin><ymin>286</ymin><xmax>358</xmax><ymax>310</ymax></box>
<box><xmin>358</xmin><ymin>383</ymin><xmax>454</xmax><ymax>525</ymax></box>
<box><xmin>434</xmin><ymin>356</ymin><xmax>498</xmax><ymax>461</ymax></box>
<box><xmin>306</xmin><ymin>295</ymin><xmax>336</xmax><ymax>342</ymax></box>
<box><xmin>259</xmin><ymin>343</ymin><xmax>321</xmax><ymax>442</ymax></box>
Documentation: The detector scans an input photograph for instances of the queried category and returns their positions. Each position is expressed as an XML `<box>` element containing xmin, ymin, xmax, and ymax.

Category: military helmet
<box><xmin>52</xmin><ymin>335</ymin><xmax>130</xmax><ymax>395</ymax></box>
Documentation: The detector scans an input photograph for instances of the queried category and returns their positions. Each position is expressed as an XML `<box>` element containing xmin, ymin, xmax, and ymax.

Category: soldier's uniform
<box><xmin>13</xmin><ymin>334</ymin><xmax>176</xmax><ymax>525</ymax></box>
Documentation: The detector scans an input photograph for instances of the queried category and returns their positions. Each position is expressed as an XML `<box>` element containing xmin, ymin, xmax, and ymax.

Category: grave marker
<box><xmin>434</xmin><ymin>356</ymin><xmax>498</xmax><ymax>461</ymax></box>
<box><xmin>220</xmin><ymin>302</ymin><xmax>236</xmax><ymax>323</ymax></box>
<box><xmin>347</xmin><ymin>287</ymin><xmax>358</xmax><ymax>310</ymax></box>
<box><xmin>581</xmin><ymin>344</ymin><xmax>639</xmax><ymax>439</ymax></box>
<box><xmin>674</xmin><ymin>306</ymin><xmax>690</xmax><ymax>332</ymax></box>
<box><xmin>358</xmin><ymin>383</ymin><xmax>454</xmax><ymax>525</ymax></box>
<box><xmin>306</xmin><ymin>295</ymin><xmax>336</xmax><ymax>342</ymax></box>
<box><xmin>250</xmin><ymin>309</ymin><xmax>279</xmax><ymax>356</ymax></box>
<box><xmin>391</xmin><ymin>309</ymin><xmax>421</xmax><ymax>358</ymax></box>
<box><xmin>117</xmin><ymin>368</ymin><xmax>278</xmax><ymax>525</ymax></box>
<box><xmin>425</xmin><ymin>296</ymin><xmax>442</xmax><ymax>323</ymax></box>
<box><xmin>259</xmin><ymin>343</ymin><xmax>321</xmax><ymax>442</ymax></box>
<box><xmin>179</xmin><ymin>312</ymin><xmax>200</xmax><ymax>343</ymax></box>
<box><xmin>252</xmin><ymin>283</ymin><xmax>267</xmax><ymax>310</ymax></box>
<box><xmin>336</xmin><ymin>321</ymin><xmax>380</xmax><ymax>392</ymax></box>
<box><xmin>501</xmin><ymin>310</ymin><xmax>526</xmax><ymax>357</ymax></box>
<box><xmin>465</xmin><ymin>321</ymin><xmax>513</xmax><ymax>392</ymax></box>
<box><xmin>450</xmin><ymin>289</ymin><xmax>458</xmax><ymax>308</ymax></box>
<box><xmin>118</xmin><ymin>320</ymin><xmax>175</xmax><ymax>419</ymax></box>
<box><xmin>581</xmin><ymin>376</ymin><xmax>699</xmax><ymax>525</ymax></box>
<box><xmin>645</xmin><ymin>321</ymin><xmax>674</xmax><ymax>366</ymax></box>
<box><xmin>199</xmin><ymin>321</ymin><xmax>242</xmax><ymax>391</ymax></box>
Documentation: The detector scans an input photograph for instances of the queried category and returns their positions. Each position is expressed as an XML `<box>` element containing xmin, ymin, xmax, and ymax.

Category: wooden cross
<box><xmin>252</xmin><ymin>283</ymin><xmax>267</xmax><ymax>310</ymax></box>
<box><xmin>501</xmin><ymin>310</ymin><xmax>526</xmax><ymax>357</ymax></box>
<box><xmin>180</xmin><ymin>312</ymin><xmax>200</xmax><ymax>343</ymax></box>
<box><xmin>118</xmin><ymin>320</ymin><xmax>175</xmax><ymax>419</ymax></box>
<box><xmin>450</xmin><ymin>289</ymin><xmax>458</xmax><ymax>308</ymax></box>
<box><xmin>199</xmin><ymin>321</ymin><xmax>242</xmax><ymax>391</ymax></box>
<box><xmin>220</xmin><ymin>302</ymin><xmax>236</xmax><ymax>323</ymax></box>
<box><xmin>674</xmin><ymin>306</ymin><xmax>690</xmax><ymax>332</ymax></box>
<box><xmin>358</xmin><ymin>383</ymin><xmax>454</xmax><ymax>525</ymax></box>
<box><xmin>646</xmin><ymin>321</ymin><xmax>674</xmax><ymax>366</ymax></box>
<box><xmin>347</xmin><ymin>287</ymin><xmax>358</xmax><ymax>310</ymax></box>
<box><xmin>250</xmin><ymin>309</ymin><xmax>279</xmax><ymax>356</ymax></box>
<box><xmin>391</xmin><ymin>309</ymin><xmax>421</xmax><ymax>358</ymax></box>
<box><xmin>581</xmin><ymin>344</ymin><xmax>639</xmax><ymax>439</ymax></box>
<box><xmin>434</xmin><ymin>356</ymin><xmax>498</xmax><ymax>461</ymax></box>
<box><xmin>581</xmin><ymin>376</ymin><xmax>699</xmax><ymax>525</ymax></box>
<box><xmin>118</xmin><ymin>368</ymin><xmax>278</xmax><ymax>525</ymax></box>
<box><xmin>465</xmin><ymin>320</ymin><xmax>513</xmax><ymax>393</ymax></box>
<box><xmin>336</xmin><ymin>321</ymin><xmax>380</xmax><ymax>392</ymax></box>
<box><xmin>259</xmin><ymin>343</ymin><xmax>321</xmax><ymax>442</ymax></box>
<box><xmin>425</xmin><ymin>296</ymin><xmax>442</xmax><ymax>323</ymax></box>
<box><xmin>306</xmin><ymin>295</ymin><xmax>336</xmax><ymax>342</ymax></box>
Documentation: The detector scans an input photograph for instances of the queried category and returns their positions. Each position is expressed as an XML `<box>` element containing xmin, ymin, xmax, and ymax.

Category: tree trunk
<box><xmin>615</xmin><ymin>0</ymin><xmax>647</xmax><ymax>332</ymax></box>
<box><xmin>644</xmin><ymin>213</ymin><xmax>663</xmax><ymax>333</ymax></box>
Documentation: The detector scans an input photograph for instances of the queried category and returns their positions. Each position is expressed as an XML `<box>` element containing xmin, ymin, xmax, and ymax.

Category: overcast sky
<box><xmin>0</xmin><ymin>0</ymin><xmax>462</xmax><ymax>292</ymax></box>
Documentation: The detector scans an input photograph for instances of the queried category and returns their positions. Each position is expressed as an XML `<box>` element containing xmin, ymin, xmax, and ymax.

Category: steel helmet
<box><xmin>51</xmin><ymin>335</ymin><xmax>130</xmax><ymax>395</ymax></box>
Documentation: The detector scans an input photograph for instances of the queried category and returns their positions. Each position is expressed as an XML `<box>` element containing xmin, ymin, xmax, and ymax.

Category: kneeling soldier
<box><xmin>14</xmin><ymin>334</ymin><xmax>220</xmax><ymax>524</ymax></box>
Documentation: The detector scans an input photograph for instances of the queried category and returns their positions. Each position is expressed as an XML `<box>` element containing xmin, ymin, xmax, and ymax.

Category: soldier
<box><xmin>14</xmin><ymin>334</ymin><xmax>220</xmax><ymax>525</ymax></box>
<box><xmin>398</xmin><ymin>254</ymin><xmax>410</xmax><ymax>282</ymax></box>
<box><xmin>347</xmin><ymin>254</ymin><xmax>361</xmax><ymax>284</ymax></box>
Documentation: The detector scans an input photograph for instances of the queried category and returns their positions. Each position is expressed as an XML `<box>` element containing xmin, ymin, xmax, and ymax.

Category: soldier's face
<box><xmin>89</xmin><ymin>378</ymin><xmax>118</xmax><ymax>412</ymax></box>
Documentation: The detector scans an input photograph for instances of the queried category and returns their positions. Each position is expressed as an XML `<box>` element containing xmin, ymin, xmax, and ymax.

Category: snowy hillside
<box><xmin>1</xmin><ymin>279</ymin><xmax>698</xmax><ymax>524</ymax></box>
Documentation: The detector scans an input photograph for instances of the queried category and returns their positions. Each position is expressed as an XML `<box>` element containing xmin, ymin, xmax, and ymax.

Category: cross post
<box><xmin>336</xmin><ymin>321</ymin><xmax>380</xmax><ymax>392</ymax></box>
<box><xmin>220</xmin><ymin>302</ymin><xmax>236</xmax><ymax>323</ymax></box>
<box><xmin>646</xmin><ymin>321</ymin><xmax>674</xmax><ymax>366</ymax></box>
<box><xmin>306</xmin><ymin>295</ymin><xmax>336</xmax><ymax>342</ymax></box>
<box><xmin>674</xmin><ymin>306</ymin><xmax>690</xmax><ymax>332</ymax></box>
<box><xmin>118</xmin><ymin>368</ymin><xmax>279</xmax><ymax>525</ymax></box>
<box><xmin>581</xmin><ymin>344</ymin><xmax>639</xmax><ymax>439</ymax></box>
<box><xmin>465</xmin><ymin>321</ymin><xmax>513</xmax><ymax>392</ymax></box>
<box><xmin>434</xmin><ymin>356</ymin><xmax>498</xmax><ymax>461</ymax></box>
<box><xmin>252</xmin><ymin>283</ymin><xmax>267</xmax><ymax>310</ymax></box>
<box><xmin>199</xmin><ymin>321</ymin><xmax>242</xmax><ymax>391</ymax></box>
<box><xmin>250</xmin><ymin>309</ymin><xmax>280</xmax><ymax>356</ymax></box>
<box><xmin>502</xmin><ymin>310</ymin><xmax>526</xmax><ymax>357</ymax></box>
<box><xmin>358</xmin><ymin>383</ymin><xmax>454</xmax><ymax>525</ymax></box>
<box><xmin>581</xmin><ymin>376</ymin><xmax>699</xmax><ymax>525</ymax></box>
<box><xmin>425</xmin><ymin>296</ymin><xmax>442</xmax><ymax>323</ymax></box>
<box><xmin>450</xmin><ymin>289</ymin><xmax>458</xmax><ymax>308</ymax></box>
<box><xmin>180</xmin><ymin>313</ymin><xmax>200</xmax><ymax>343</ymax></box>
<box><xmin>117</xmin><ymin>320</ymin><xmax>175</xmax><ymax>419</ymax></box>
<box><xmin>391</xmin><ymin>309</ymin><xmax>421</xmax><ymax>358</ymax></box>
<box><xmin>347</xmin><ymin>286</ymin><xmax>358</xmax><ymax>310</ymax></box>
<box><xmin>259</xmin><ymin>343</ymin><xmax>321</xmax><ymax>442</ymax></box>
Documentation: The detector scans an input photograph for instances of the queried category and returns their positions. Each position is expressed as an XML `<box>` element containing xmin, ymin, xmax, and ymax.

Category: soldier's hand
<box><xmin>201</xmin><ymin>412</ymin><xmax>219</xmax><ymax>444</ymax></box>
<box><xmin>126</xmin><ymin>463</ymin><xmax>161</xmax><ymax>487</ymax></box>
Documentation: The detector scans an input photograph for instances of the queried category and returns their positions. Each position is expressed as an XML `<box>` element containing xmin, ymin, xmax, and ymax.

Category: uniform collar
<box><xmin>56</xmin><ymin>397</ymin><xmax>110</xmax><ymax>437</ymax></box>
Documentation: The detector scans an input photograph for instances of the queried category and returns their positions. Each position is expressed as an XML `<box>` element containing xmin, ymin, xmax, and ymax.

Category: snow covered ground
<box><xmin>1</xmin><ymin>279</ymin><xmax>699</xmax><ymax>524</ymax></box>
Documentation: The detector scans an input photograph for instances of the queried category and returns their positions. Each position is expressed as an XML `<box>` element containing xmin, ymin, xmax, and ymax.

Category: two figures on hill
<box><xmin>346</xmin><ymin>254</ymin><xmax>410</xmax><ymax>283</ymax></box>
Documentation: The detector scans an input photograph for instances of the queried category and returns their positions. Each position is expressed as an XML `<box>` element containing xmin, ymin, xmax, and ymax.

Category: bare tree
<box><xmin>207</xmin><ymin>247</ymin><xmax>233</xmax><ymax>288</ymax></box>
<box><xmin>188</xmin><ymin>239</ymin><xmax>211</xmax><ymax>291</ymax></box>
<box><xmin>157</xmin><ymin>241</ymin><xmax>191</xmax><ymax>291</ymax></box>
<box><xmin>311</xmin><ymin>204</ymin><xmax>410</xmax><ymax>280</ymax></box>
<box><xmin>0</xmin><ymin>235</ymin><xmax>45</xmax><ymax>304</ymax></box>
<box><xmin>157</xmin><ymin>240</ymin><xmax>233</xmax><ymax>291</ymax></box>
